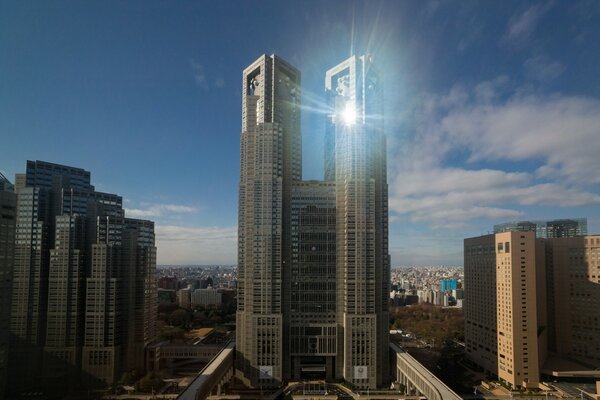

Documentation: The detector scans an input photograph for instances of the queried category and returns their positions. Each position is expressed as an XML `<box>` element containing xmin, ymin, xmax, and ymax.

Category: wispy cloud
<box><xmin>524</xmin><ymin>55</ymin><xmax>565</xmax><ymax>81</ymax></box>
<box><xmin>125</xmin><ymin>203</ymin><xmax>198</xmax><ymax>218</ymax></box>
<box><xmin>503</xmin><ymin>3</ymin><xmax>552</xmax><ymax>43</ymax></box>
<box><xmin>214</xmin><ymin>77</ymin><xmax>225</xmax><ymax>88</ymax></box>
<box><xmin>191</xmin><ymin>60</ymin><xmax>226</xmax><ymax>91</ymax></box>
<box><xmin>156</xmin><ymin>225</ymin><xmax>237</xmax><ymax>264</ymax></box>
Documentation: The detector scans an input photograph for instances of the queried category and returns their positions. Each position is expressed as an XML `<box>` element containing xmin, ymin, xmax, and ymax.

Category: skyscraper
<box><xmin>7</xmin><ymin>160</ymin><xmax>156</xmax><ymax>394</ymax></box>
<box><xmin>237</xmin><ymin>54</ymin><xmax>301</xmax><ymax>387</ymax></box>
<box><xmin>237</xmin><ymin>54</ymin><xmax>389</xmax><ymax>390</ymax></box>
<box><xmin>326</xmin><ymin>55</ymin><xmax>389</xmax><ymax>389</ymax></box>
<box><xmin>0</xmin><ymin>179</ymin><xmax>16</xmax><ymax>399</ymax></box>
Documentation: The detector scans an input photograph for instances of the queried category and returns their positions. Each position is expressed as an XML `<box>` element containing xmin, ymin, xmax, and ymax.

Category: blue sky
<box><xmin>2</xmin><ymin>1</ymin><xmax>600</xmax><ymax>265</ymax></box>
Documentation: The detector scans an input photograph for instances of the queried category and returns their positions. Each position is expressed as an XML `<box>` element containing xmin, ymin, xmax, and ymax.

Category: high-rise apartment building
<box><xmin>465</xmin><ymin>227</ymin><xmax>599</xmax><ymax>389</ymax></box>
<box><xmin>7</xmin><ymin>160</ymin><xmax>156</xmax><ymax>394</ymax></box>
<box><xmin>237</xmin><ymin>54</ymin><xmax>389</xmax><ymax>390</ymax></box>
<box><xmin>0</xmin><ymin>181</ymin><xmax>17</xmax><ymax>399</ymax></box>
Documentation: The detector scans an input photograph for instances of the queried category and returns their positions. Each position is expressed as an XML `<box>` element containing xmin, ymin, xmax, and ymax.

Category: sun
<box><xmin>342</xmin><ymin>101</ymin><xmax>356</xmax><ymax>126</ymax></box>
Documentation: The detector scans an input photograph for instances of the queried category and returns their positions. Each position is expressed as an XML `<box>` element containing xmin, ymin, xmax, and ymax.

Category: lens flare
<box><xmin>342</xmin><ymin>102</ymin><xmax>356</xmax><ymax>126</ymax></box>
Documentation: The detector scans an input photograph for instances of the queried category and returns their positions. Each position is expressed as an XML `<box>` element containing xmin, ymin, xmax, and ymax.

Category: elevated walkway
<box><xmin>390</xmin><ymin>342</ymin><xmax>462</xmax><ymax>400</ymax></box>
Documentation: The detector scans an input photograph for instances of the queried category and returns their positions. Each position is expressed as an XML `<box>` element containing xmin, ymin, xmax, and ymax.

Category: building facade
<box><xmin>0</xmin><ymin>183</ymin><xmax>17</xmax><ymax>398</ymax></box>
<box><xmin>545</xmin><ymin>236</ymin><xmax>600</xmax><ymax>365</ymax></box>
<box><xmin>465</xmin><ymin>228</ymin><xmax>600</xmax><ymax>388</ymax></box>
<box><xmin>289</xmin><ymin>180</ymin><xmax>337</xmax><ymax>380</ymax></box>
<box><xmin>236</xmin><ymin>54</ymin><xmax>389</xmax><ymax>390</ymax></box>
<box><xmin>326</xmin><ymin>54</ymin><xmax>389</xmax><ymax>388</ymax></box>
<box><xmin>192</xmin><ymin>287</ymin><xmax>222</xmax><ymax>307</ymax></box>
<box><xmin>7</xmin><ymin>161</ymin><xmax>157</xmax><ymax>394</ymax></box>
<box><xmin>494</xmin><ymin>218</ymin><xmax>587</xmax><ymax>239</ymax></box>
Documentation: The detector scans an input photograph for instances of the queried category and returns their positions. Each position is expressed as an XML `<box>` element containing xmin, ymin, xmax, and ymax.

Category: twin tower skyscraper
<box><xmin>237</xmin><ymin>54</ymin><xmax>390</xmax><ymax>389</ymax></box>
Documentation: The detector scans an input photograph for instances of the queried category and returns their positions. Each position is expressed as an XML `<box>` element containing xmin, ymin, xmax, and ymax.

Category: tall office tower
<box><xmin>237</xmin><ymin>54</ymin><xmax>301</xmax><ymax>387</ymax></box>
<box><xmin>464</xmin><ymin>235</ymin><xmax>498</xmax><ymax>375</ymax></box>
<box><xmin>289</xmin><ymin>181</ymin><xmax>337</xmax><ymax>380</ymax></box>
<box><xmin>325</xmin><ymin>55</ymin><xmax>389</xmax><ymax>389</ymax></box>
<box><xmin>10</xmin><ymin>185</ymin><xmax>50</xmax><ymax>389</ymax></box>
<box><xmin>237</xmin><ymin>54</ymin><xmax>389</xmax><ymax>390</ymax></box>
<box><xmin>465</xmin><ymin>232</ymin><xmax>546</xmax><ymax>389</ymax></box>
<box><xmin>122</xmin><ymin>218</ymin><xmax>157</xmax><ymax>375</ymax></box>
<box><xmin>494</xmin><ymin>232</ymin><xmax>541</xmax><ymax>389</ymax></box>
<box><xmin>0</xmin><ymin>183</ymin><xmax>16</xmax><ymax>399</ymax></box>
<box><xmin>545</xmin><ymin>235</ymin><xmax>600</xmax><ymax>366</ymax></box>
<box><xmin>43</xmin><ymin>214</ymin><xmax>86</xmax><ymax>388</ymax></box>
<box><xmin>82</xmin><ymin>214</ymin><xmax>124</xmax><ymax>386</ymax></box>
<box><xmin>9</xmin><ymin>161</ymin><xmax>95</xmax><ymax>390</ymax></box>
<box><xmin>81</xmin><ymin>213</ymin><xmax>157</xmax><ymax>386</ymax></box>
<box><xmin>494</xmin><ymin>218</ymin><xmax>587</xmax><ymax>238</ymax></box>
<box><xmin>8</xmin><ymin>160</ymin><xmax>156</xmax><ymax>393</ymax></box>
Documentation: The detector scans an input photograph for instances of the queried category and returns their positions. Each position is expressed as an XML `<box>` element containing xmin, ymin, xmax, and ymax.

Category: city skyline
<box><xmin>2</xmin><ymin>1</ymin><xmax>600</xmax><ymax>266</ymax></box>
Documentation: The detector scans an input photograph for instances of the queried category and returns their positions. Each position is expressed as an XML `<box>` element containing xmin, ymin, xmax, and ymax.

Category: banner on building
<box><xmin>354</xmin><ymin>365</ymin><xmax>368</xmax><ymax>379</ymax></box>
<box><xmin>259</xmin><ymin>365</ymin><xmax>273</xmax><ymax>380</ymax></box>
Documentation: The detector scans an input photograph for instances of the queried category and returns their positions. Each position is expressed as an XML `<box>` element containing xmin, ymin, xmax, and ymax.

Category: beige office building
<box><xmin>236</xmin><ymin>54</ymin><xmax>389</xmax><ymax>390</ymax></box>
<box><xmin>466</xmin><ymin>230</ymin><xmax>600</xmax><ymax>388</ymax></box>
<box><xmin>236</xmin><ymin>54</ymin><xmax>301</xmax><ymax>387</ymax></box>
<box><xmin>545</xmin><ymin>236</ymin><xmax>600</xmax><ymax>366</ymax></box>
<box><xmin>494</xmin><ymin>231</ymin><xmax>541</xmax><ymax>388</ymax></box>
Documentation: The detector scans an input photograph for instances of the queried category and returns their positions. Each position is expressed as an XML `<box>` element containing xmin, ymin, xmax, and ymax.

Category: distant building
<box><xmin>192</xmin><ymin>288</ymin><xmax>222</xmax><ymax>307</ymax></box>
<box><xmin>177</xmin><ymin>286</ymin><xmax>192</xmax><ymax>309</ymax></box>
<box><xmin>441</xmin><ymin>279</ymin><xmax>458</xmax><ymax>292</ymax></box>
<box><xmin>158</xmin><ymin>276</ymin><xmax>179</xmax><ymax>290</ymax></box>
<box><xmin>452</xmin><ymin>288</ymin><xmax>464</xmax><ymax>300</ymax></box>
<box><xmin>158</xmin><ymin>288</ymin><xmax>177</xmax><ymax>304</ymax></box>
<box><xmin>494</xmin><ymin>218</ymin><xmax>587</xmax><ymax>238</ymax></box>
<box><xmin>0</xmin><ymin>172</ymin><xmax>14</xmax><ymax>191</ymax></box>
<box><xmin>200</xmin><ymin>277</ymin><xmax>213</xmax><ymax>289</ymax></box>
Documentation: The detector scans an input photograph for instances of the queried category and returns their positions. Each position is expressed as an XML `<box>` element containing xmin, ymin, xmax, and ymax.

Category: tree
<box><xmin>136</xmin><ymin>372</ymin><xmax>165</xmax><ymax>393</ymax></box>
<box><xmin>169</xmin><ymin>308</ymin><xmax>190</xmax><ymax>327</ymax></box>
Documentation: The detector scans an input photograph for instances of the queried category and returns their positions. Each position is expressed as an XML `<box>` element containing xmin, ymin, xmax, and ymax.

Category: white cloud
<box><xmin>504</xmin><ymin>3</ymin><xmax>551</xmax><ymax>43</ymax></box>
<box><xmin>156</xmin><ymin>225</ymin><xmax>237</xmax><ymax>265</ymax></box>
<box><xmin>524</xmin><ymin>55</ymin><xmax>565</xmax><ymax>81</ymax></box>
<box><xmin>389</xmin><ymin>78</ymin><xmax>600</xmax><ymax>227</ymax></box>
<box><xmin>125</xmin><ymin>203</ymin><xmax>198</xmax><ymax>218</ymax></box>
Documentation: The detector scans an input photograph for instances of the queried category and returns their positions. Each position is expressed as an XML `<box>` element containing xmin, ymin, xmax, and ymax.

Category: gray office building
<box><xmin>0</xmin><ymin>176</ymin><xmax>16</xmax><ymax>399</ymax></box>
<box><xmin>7</xmin><ymin>161</ymin><xmax>156</xmax><ymax>394</ymax></box>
